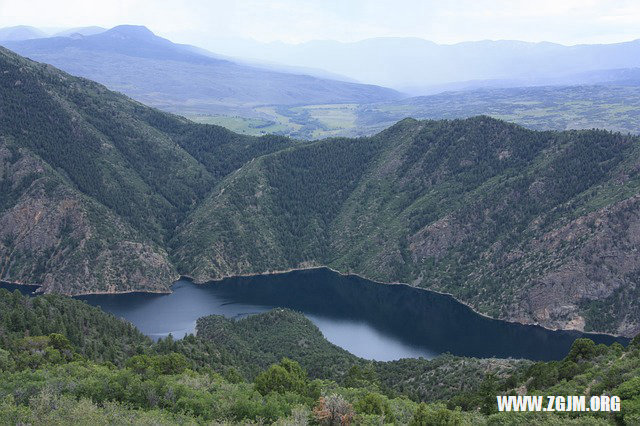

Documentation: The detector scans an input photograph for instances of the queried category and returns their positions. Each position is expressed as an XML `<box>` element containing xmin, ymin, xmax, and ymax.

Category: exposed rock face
<box><xmin>401</xmin><ymin>183</ymin><xmax>640</xmax><ymax>337</ymax></box>
<box><xmin>508</xmin><ymin>194</ymin><xmax>640</xmax><ymax>336</ymax></box>
<box><xmin>0</xmin><ymin>142</ymin><xmax>176</xmax><ymax>295</ymax></box>
<box><xmin>0</xmin><ymin>46</ymin><xmax>289</xmax><ymax>295</ymax></box>
<box><xmin>409</xmin><ymin>216</ymin><xmax>467</xmax><ymax>261</ymax></box>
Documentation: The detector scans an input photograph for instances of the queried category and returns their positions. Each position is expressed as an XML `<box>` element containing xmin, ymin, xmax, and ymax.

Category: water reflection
<box><xmin>4</xmin><ymin>269</ymin><xmax>628</xmax><ymax>361</ymax></box>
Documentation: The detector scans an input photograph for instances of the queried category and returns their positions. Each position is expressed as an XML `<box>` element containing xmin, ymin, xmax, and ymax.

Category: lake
<box><xmin>3</xmin><ymin>268</ymin><xmax>628</xmax><ymax>361</ymax></box>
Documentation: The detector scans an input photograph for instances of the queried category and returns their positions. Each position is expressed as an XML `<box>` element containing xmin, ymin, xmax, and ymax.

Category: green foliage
<box><xmin>567</xmin><ymin>338</ymin><xmax>600</xmax><ymax>362</ymax></box>
<box><xmin>0</xmin><ymin>349</ymin><xmax>14</xmax><ymax>372</ymax></box>
<box><xmin>0</xmin><ymin>289</ymin><xmax>639</xmax><ymax>425</ymax></box>
<box><xmin>254</xmin><ymin>358</ymin><xmax>308</xmax><ymax>396</ymax></box>
<box><xmin>344</xmin><ymin>364</ymin><xmax>380</xmax><ymax>389</ymax></box>
<box><xmin>192</xmin><ymin>309</ymin><xmax>358</xmax><ymax>380</ymax></box>
<box><xmin>410</xmin><ymin>402</ymin><xmax>463</xmax><ymax>426</ymax></box>
<box><xmin>223</xmin><ymin>367</ymin><xmax>244</xmax><ymax>384</ymax></box>
<box><xmin>124</xmin><ymin>353</ymin><xmax>189</xmax><ymax>377</ymax></box>
<box><xmin>354</xmin><ymin>392</ymin><xmax>395</xmax><ymax>422</ymax></box>
<box><xmin>0</xmin><ymin>289</ymin><xmax>150</xmax><ymax>366</ymax></box>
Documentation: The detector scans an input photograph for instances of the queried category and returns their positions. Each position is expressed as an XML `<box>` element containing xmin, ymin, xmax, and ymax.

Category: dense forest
<box><xmin>174</xmin><ymin>117</ymin><xmax>640</xmax><ymax>337</ymax></box>
<box><xmin>0</xmin><ymin>46</ymin><xmax>295</xmax><ymax>295</ymax></box>
<box><xmin>0</xmin><ymin>289</ymin><xmax>638</xmax><ymax>424</ymax></box>
<box><xmin>3</xmin><ymin>45</ymin><xmax>640</xmax><ymax>337</ymax></box>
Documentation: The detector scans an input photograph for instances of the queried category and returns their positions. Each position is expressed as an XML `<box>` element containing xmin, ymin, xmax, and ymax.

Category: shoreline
<box><xmin>1</xmin><ymin>267</ymin><xmax>630</xmax><ymax>340</ymax></box>
<box><xmin>0</xmin><ymin>280</ymin><xmax>171</xmax><ymax>296</ymax></box>
<box><xmin>74</xmin><ymin>288</ymin><xmax>172</xmax><ymax>296</ymax></box>
<box><xmin>193</xmin><ymin>266</ymin><xmax>629</xmax><ymax>340</ymax></box>
<box><xmin>0</xmin><ymin>280</ymin><xmax>41</xmax><ymax>289</ymax></box>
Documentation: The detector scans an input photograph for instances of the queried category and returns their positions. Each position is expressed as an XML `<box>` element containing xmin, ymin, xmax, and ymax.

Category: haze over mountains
<box><xmin>207</xmin><ymin>37</ymin><xmax>640</xmax><ymax>92</ymax></box>
<box><xmin>0</xmin><ymin>25</ymin><xmax>47</xmax><ymax>42</ymax></box>
<box><xmin>1</xmin><ymin>25</ymin><xmax>401</xmax><ymax>116</ymax></box>
<box><xmin>0</xmin><ymin>25</ymin><xmax>107</xmax><ymax>41</ymax></box>
<box><xmin>6</xmin><ymin>24</ymin><xmax>640</xmax><ymax>96</ymax></box>
<box><xmin>3</xmin><ymin>24</ymin><xmax>640</xmax><ymax>141</ymax></box>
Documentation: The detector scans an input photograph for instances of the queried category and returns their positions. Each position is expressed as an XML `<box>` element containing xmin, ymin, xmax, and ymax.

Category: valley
<box><xmin>5</xmin><ymin>25</ymin><xmax>640</xmax><ymax>143</ymax></box>
<box><xmin>2</xmin><ymin>46</ymin><xmax>640</xmax><ymax>338</ymax></box>
<box><xmin>188</xmin><ymin>85</ymin><xmax>640</xmax><ymax>140</ymax></box>
<box><xmin>2</xmin><ymin>3</ymin><xmax>640</xmax><ymax>424</ymax></box>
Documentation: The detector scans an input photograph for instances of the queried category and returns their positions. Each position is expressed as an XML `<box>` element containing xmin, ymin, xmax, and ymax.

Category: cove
<box><xmin>70</xmin><ymin>268</ymin><xmax>627</xmax><ymax>362</ymax></box>
<box><xmin>3</xmin><ymin>268</ymin><xmax>627</xmax><ymax>361</ymax></box>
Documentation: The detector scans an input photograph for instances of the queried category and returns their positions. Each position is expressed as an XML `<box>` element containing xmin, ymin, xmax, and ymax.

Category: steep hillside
<box><xmin>0</xmin><ymin>139</ymin><xmax>177</xmax><ymax>294</ymax></box>
<box><xmin>174</xmin><ymin>117</ymin><xmax>640</xmax><ymax>336</ymax></box>
<box><xmin>0</xmin><ymin>46</ymin><xmax>294</xmax><ymax>294</ymax></box>
<box><xmin>3</xmin><ymin>46</ymin><xmax>640</xmax><ymax>337</ymax></box>
<box><xmin>2</xmin><ymin>25</ymin><xmax>402</xmax><ymax>115</ymax></box>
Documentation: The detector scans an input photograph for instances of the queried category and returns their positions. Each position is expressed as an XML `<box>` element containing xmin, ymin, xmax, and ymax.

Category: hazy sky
<box><xmin>1</xmin><ymin>0</ymin><xmax>639</xmax><ymax>46</ymax></box>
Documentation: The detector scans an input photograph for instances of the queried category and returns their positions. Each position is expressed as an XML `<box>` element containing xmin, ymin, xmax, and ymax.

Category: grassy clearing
<box><xmin>186</xmin><ymin>115</ymin><xmax>289</xmax><ymax>136</ymax></box>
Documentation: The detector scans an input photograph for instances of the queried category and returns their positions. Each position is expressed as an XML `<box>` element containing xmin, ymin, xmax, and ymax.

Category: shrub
<box><xmin>313</xmin><ymin>394</ymin><xmax>354</xmax><ymax>425</ymax></box>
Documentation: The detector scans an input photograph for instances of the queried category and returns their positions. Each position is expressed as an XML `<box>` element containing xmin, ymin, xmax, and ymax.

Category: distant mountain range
<box><xmin>0</xmin><ymin>25</ymin><xmax>402</xmax><ymax>114</ymax></box>
<box><xmin>52</xmin><ymin>26</ymin><xmax>107</xmax><ymax>37</ymax></box>
<box><xmin>3</xmin><ymin>47</ymin><xmax>640</xmax><ymax>337</ymax></box>
<box><xmin>0</xmin><ymin>25</ymin><xmax>47</xmax><ymax>41</ymax></box>
<box><xmin>0</xmin><ymin>25</ymin><xmax>107</xmax><ymax>41</ymax></box>
<box><xmin>5</xmin><ymin>24</ymin><xmax>640</xmax><ymax>132</ymax></box>
<box><xmin>5</xmin><ymin>25</ymin><xmax>640</xmax><ymax>95</ymax></box>
<box><xmin>206</xmin><ymin>37</ymin><xmax>640</xmax><ymax>92</ymax></box>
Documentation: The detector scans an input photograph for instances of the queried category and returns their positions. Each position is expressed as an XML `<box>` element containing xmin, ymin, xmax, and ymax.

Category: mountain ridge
<box><xmin>172</xmin><ymin>116</ymin><xmax>640</xmax><ymax>337</ymax></box>
<box><xmin>0</xmin><ymin>46</ymin><xmax>295</xmax><ymax>294</ymax></box>
<box><xmin>206</xmin><ymin>36</ymin><xmax>640</xmax><ymax>90</ymax></box>
<box><xmin>1</xmin><ymin>26</ymin><xmax>402</xmax><ymax>115</ymax></box>
<box><xmin>2</xmin><ymin>47</ymin><xmax>640</xmax><ymax>338</ymax></box>
<box><xmin>0</xmin><ymin>25</ymin><xmax>47</xmax><ymax>41</ymax></box>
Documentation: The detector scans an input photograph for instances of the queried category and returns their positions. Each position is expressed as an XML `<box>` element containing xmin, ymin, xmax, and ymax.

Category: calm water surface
<box><xmin>3</xmin><ymin>269</ymin><xmax>628</xmax><ymax>361</ymax></box>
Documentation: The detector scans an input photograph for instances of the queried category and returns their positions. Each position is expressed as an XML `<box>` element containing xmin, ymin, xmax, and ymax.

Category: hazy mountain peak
<box><xmin>103</xmin><ymin>25</ymin><xmax>156</xmax><ymax>39</ymax></box>
<box><xmin>53</xmin><ymin>26</ymin><xmax>107</xmax><ymax>37</ymax></box>
<box><xmin>0</xmin><ymin>25</ymin><xmax>47</xmax><ymax>41</ymax></box>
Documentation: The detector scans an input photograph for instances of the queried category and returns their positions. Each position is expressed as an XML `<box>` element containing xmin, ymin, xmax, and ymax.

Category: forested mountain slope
<box><xmin>0</xmin><ymin>46</ymin><xmax>294</xmax><ymax>294</ymax></box>
<box><xmin>174</xmin><ymin>117</ymin><xmax>640</xmax><ymax>337</ymax></box>
<box><xmin>3</xmin><ymin>46</ymin><xmax>640</xmax><ymax>337</ymax></box>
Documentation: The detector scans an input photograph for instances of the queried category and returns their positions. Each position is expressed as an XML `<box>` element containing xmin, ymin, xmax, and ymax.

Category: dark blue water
<box><xmin>0</xmin><ymin>282</ymin><xmax>40</xmax><ymax>294</ymax></box>
<box><xmin>3</xmin><ymin>269</ymin><xmax>628</xmax><ymax>361</ymax></box>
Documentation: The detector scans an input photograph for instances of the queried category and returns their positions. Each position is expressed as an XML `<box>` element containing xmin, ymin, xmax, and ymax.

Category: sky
<box><xmin>1</xmin><ymin>0</ymin><xmax>639</xmax><ymax>46</ymax></box>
